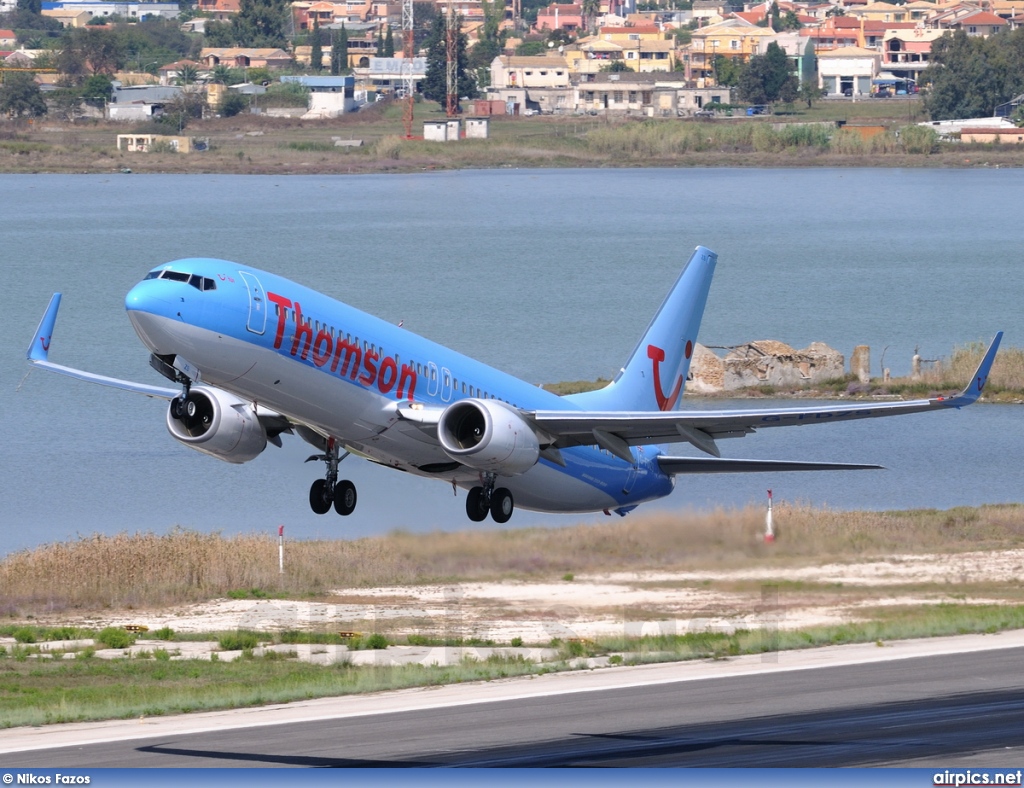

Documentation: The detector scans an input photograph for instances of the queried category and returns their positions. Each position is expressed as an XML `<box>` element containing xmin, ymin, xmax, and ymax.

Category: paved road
<box><xmin>6</xmin><ymin>637</ymin><xmax>1024</xmax><ymax>767</ymax></box>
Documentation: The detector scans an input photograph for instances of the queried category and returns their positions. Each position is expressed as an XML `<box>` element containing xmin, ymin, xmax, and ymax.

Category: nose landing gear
<box><xmin>306</xmin><ymin>439</ymin><xmax>356</xmax><ymax>516</ymax></box>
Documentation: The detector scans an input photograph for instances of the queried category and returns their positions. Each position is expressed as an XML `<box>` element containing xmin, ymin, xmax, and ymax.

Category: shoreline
<box><xmin>5</xmin><ymin>108</ymin><xmax>1024</xmax><ymax>176</ymax></box>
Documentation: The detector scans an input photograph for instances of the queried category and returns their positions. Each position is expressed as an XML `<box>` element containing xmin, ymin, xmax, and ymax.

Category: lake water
<box><xmin>3</xmin><ymin>169</ymin><xmax>1022</xmax><ymax>557</ymax></box>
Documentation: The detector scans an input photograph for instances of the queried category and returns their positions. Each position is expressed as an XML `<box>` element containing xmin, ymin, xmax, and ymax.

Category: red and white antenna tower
<box><xmin>402</xmin><ymin>0</ymin><xmax>414</xmax><ymax>137</ymax></box>
<box><xmin>445</xmin><ymin>0</ymin><xmax>458</xmax><ymax>117</ymax></box>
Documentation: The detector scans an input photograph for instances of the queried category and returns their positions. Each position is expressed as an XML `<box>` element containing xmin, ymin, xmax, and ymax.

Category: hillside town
<box><xmin>0</xmin><ymin>0</ymin><xmax>1023</xmax><ymax>131</ymax></box>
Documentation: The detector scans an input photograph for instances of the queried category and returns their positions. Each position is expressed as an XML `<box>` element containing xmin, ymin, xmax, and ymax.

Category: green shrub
<box><xmin>152</xmin><ymin>627</ymin><xmax>175</xmax><ymax>641</ymax></box>
<box><xmin>218</xmin><ymin>630</ymin><xmax>260</xmax><ymax>651</ymax></box>
<box><xmin>220</xmin><ymin>92</ymin><xmax>249</xmax><ymax>118</ymax></box>
<box><xmin>13</xmin><ymin>626</ymin><xmax>36</xmax><ymax>643</ymax></box>
<box><xmin>898</xmin><ymin>124</ymin><xmax>938</xmax><ymax>154</ymax></box>
<box><xmin>365</xmin><ymin>633</ymin><xmax>389</xmax><ymax>650</ymax></box>
<box><xmin>97</xmin><ymin>627</ymin><xmax>136</xmax><ymax>649</ymax></box>
<box><xmin>510</xmin><ymin>637</ymin><xmax>523</xmax><ymax>647</ymax></box>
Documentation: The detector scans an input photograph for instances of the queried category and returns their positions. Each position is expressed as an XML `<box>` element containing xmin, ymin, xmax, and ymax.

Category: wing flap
<box><xmin>658</xmin><ymin>456</ymin><xmax>884</xmax><ymax>475</ymax></box>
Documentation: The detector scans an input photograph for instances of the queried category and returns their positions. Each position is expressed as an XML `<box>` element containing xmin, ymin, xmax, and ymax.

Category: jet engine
<box><xmin>165</xmin><ymin>386</ymin><xmax>267</xmax><ymax>464</ymax></box>
<box><xmin>437</xmin><ymin>399</ymin><xmax>540</xmax><ymax>476</ymax></box>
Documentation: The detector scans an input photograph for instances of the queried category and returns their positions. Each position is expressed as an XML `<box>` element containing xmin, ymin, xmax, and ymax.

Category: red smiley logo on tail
<box><xmin>648</xmin><ymin>343</ymin><xmax>688</xmax><ymax>412</ymax></box>
<box><xmin>39</xmin><ymin>337</ymin><xmax>50</xmax><ymax>352</ymax></box>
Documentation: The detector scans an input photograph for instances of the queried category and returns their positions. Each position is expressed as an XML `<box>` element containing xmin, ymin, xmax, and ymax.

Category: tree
<box><xmin>467</xmin><ymin>0</ymin><xmax>504</xmax><ymax>75</ymax></box>
<box><xmin>175</xmin><ymin>62</ymin><xmax>199</xmax><ymax>86</ymax></box>
<box><xmin>798</xmin><ymin>79</ymin><xmax>822</xmax><ymax>108</ymax></box>
<box><xmin>384</xmin><ymin>26</ymin><xmax>394</xmax><ymax>57</ymax></box>
<box><xmin>211</xmin><ymin>64</ymin><xmax>236</xmax><ymax>84</ymax></box>
<box><xmin>600</xmin><ymin>59</ymin><xmax>631</xmax><ymax>72</ymax></box>
<box><xmin>330</xmin><ymin>25</ymin><xmax>348</xmax><ymax>75</ymax></box>
<box><xmin>57</xmin><ymin>27</ymin><xmax>122</xmax><ymax>81</ymax></box>
<box><xmin>310</xmin><ymin>18</ymin><xmax>323</xmax><ymax>72</ymax></box>
<box><xmin>220</xmin><ymin>91</ymin><xmax>249</xmax><ymax>116</ymax></box>
<box><xmin>580</xmin><ymin>0</ymin><xmax>599</xmax><ymax>34</ymax></box>
<box><xmin>0</xmin><ymin>71</ymin><xmax>47</xmax><ymax>118</ymax></box>
<box><xmin>737</xmin><ymin>41</ymin><xmax>797</xmax><ymax>104</ymax></box>
<box><xmin>375</xmin><ymin>28</ymin><xmax>384</xmax><ymax>56</ymax></box>
<box><xmin>714</xmin><ymin>55</ymin><xmax>744</xmax><ymax>87</ymax></box>
<box><xmin>16</xmin><ymin>0</ymin><xmax>41</xmax><ymax>14</ymax></box>
<box><xmin>228</xmin><ymin>0</ymin><xmax>290</xmax><ymax>48</ymax></box>
<box><xmin>81</xmin><ymin>73</ymin><xmax>113</xmax><ymax>107</ymax></box>
<box><xmin>421</xmin><ymin>10</ymin><xmax>477</xmax><ymax>108</ymax></box>
<box><xmin>922</xmin><ymin>29</ymin><xmax>1019</xmax><ymax>120</ymax></box>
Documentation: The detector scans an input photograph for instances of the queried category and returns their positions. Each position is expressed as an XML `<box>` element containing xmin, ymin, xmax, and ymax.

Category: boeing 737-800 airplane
<box><xmin>28</xmin><ymin>246</ymin><xmax>1001</xmax><ymax>524</ymax></box>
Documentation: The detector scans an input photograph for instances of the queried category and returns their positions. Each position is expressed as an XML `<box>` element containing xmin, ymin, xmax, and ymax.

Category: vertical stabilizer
<box><xmin>566</xmin><ymin>246</ymin><xmax>717</xmax><ymax>412</ymax></box>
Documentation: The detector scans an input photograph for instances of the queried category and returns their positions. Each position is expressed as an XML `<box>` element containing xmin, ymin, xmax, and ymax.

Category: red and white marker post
<box><xmin>278</xmin><ymin>525</ymin><xmax>285</xmax><ymax>574</ymax></box>
<box><xmin>764</xmin><ymin>489</ymin><xmax>775</xmax><ymax>544</ymax></box>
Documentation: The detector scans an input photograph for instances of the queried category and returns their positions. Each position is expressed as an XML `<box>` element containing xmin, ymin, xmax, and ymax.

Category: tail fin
<box><xmin>566</xmin><ymin>245</ymin><xmax>717</xmax><ymax>412</ymax></box>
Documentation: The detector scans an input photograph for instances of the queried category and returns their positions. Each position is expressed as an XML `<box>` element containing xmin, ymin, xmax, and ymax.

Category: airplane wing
<box><xmin>528</xmin><ymin>332</ymin><xmax>1002</xmax><ymax>461</ymax></box>
<box><xmin>27</xmin><ymin>293</ymin><xmax>297</xmax><ymax>446</ymax></box>
<box><xmin>27</xmin><ymin>293</ymin><xmax>179</xmax><ymax>399</ymax></box>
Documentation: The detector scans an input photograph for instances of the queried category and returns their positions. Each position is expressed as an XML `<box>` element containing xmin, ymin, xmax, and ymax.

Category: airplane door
<box><xmin>427</xmin><ymin>362</ymin><xmax>439</xmax><ymax>398</ymax></box>
<box><xmin>238</xmin><ymin>271</ymin><xmax>267</xmax><ymax>335</ymax></box>
<box><xmin>441</xmin><ymin>367</ymin><xmax>453</xmax><ymax>402</ymax></box>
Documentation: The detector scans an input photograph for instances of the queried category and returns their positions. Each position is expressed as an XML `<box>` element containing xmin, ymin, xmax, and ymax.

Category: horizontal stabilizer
<box><xmin>657</xmin><ymin>456</ymin><xmax>883</xmax><ymax>475</ymax></box>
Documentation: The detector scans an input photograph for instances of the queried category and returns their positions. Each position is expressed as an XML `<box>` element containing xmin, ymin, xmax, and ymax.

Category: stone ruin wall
<box><xmin>688</xmin><ymin>341</ymin><xmax>846</xmax><ymax>393</ymax></box>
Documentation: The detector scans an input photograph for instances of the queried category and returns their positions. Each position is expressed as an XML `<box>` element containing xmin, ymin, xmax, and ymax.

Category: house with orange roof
<box><xmin>688</xmin><ymin>17</ymin><xmax>777</xmax><ymax>83</ymax></box>
<box><xmin>534</xmin><ymin>2</ymin><xmax>584</xmax><ymax>33</ymax></box>
<box><xmin>0</xmin><ymin>29</ymin><xmax>16</xmax><ymax>48</ymax></box>
<box><xmin>940</xmin><ymin>9</ymin><xmax>1008</xmax><ymax>34</ymax></box>
<box><xmin>991</xmin><ymin>0</ymin><xmax>1024</xmax><ymax>20</ymax></box>
<box><xmin>848</xmin><ymin>1</ymin><xmax>915</xmax><ymax>23</ymax></box>
<box><xmin>200</xmin><ymin>48</ymin><xmax>293</xmax><ymax>69</ymax></box>
<box><xmin>799</xmin><ymin>22</ymin><xmax>860</xmax><ymax>52</ymax></box>
<box><xmin>881</xmin><ymin>28</ymin><xmax>945</xmax><ymax>84</ymax></box>
<box><xmin>196</xmin><ymin>0</ymin><xmax>240</xmax><ymax>19</ymax></box>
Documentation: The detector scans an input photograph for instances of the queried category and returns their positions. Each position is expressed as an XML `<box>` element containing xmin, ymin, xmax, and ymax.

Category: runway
<box><xmin>5</xmin><ymin>632</ymin><xmax>1024</xmax><ymax>767</ymax></box>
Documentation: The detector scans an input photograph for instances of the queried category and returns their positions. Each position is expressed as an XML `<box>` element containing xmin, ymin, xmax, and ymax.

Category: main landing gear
<box><xmin>465</xmin><ymin>475</ymin><xmax>514</xmax><ymax>524</ymax></box>
<box><xmin>306</xmin><ymin>440</ymin><xmax>357</xmax><ymax>516</ymax></box>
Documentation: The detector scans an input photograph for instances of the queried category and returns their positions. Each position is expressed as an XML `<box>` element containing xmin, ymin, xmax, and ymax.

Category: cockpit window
<box><xmin>144</xmin><ymin>269</ymin><xmax>217</xmax><ymax>291</ymax></box>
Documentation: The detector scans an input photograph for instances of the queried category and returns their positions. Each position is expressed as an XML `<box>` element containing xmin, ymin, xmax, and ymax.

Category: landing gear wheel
<box><xmin>170</xmin><ymin>397</ymin><xmax>185</xmax><ymax>420</ymax></box>
<box><xmin>490</xmin><ymin>488</ymin><xmax>514</xmax><ymax>524</ymax></box>
<box><xmin>309</xmin><ymin>479</ymin><xmax>332</xmax><ymax>515</ymax></box>
<box><xmin>466</xmin><ymin>486</ymin><xmax>488</xmax><ymax>522</ymax></box>
<box><xmin>333</xmin><ymin>479</ymin><xmax>357</xmax><ymax>516</ymax></box>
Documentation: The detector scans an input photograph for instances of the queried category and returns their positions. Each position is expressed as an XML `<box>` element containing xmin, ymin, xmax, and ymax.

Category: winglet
<box><xmin>28</xmin><ymin>293</ymin><xmax>61</xmax><ymax>363</ymax></box>
<box><xmin>940</xmin><ymin>332</ymin><xmax>1003</xmax><ymax>408</ymax></box>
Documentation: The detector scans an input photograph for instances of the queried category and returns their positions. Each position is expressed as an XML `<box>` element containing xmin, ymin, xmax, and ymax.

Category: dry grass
<box><xmin>3</xmin><ymin>504</ymin><xmax>1024</xmax><ymax>614</ymax></box>
<box><xmin>931</xmin><ymin>343</ymin><xmax>1024</xmax><ymax>393</ymax></box>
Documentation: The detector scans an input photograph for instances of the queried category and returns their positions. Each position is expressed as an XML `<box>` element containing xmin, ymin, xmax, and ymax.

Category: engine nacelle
<box><xmin>166</xmin><ymin>386</ymin><xmax>267</xmax><ymax>464</ymax></box>
<box><xmin>437</xmin><ymin>399</ymin><xmax>540</xmax><ymax>476</ymax></box>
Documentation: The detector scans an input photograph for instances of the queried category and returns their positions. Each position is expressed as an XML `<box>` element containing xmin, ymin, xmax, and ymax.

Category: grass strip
<box><xmin>3</xmin><ymin>603</ymin><xmax>1023</xmax><ymax>728</ymax></box>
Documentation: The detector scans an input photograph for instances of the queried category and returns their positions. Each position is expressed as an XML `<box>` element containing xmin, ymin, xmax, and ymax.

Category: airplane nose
<box><xmin>125</xmin><ymin>279</ymin><xmax>171</xmax><ymax>314</ymax></box>
<box><xmin>125</xmin><ymin>279</ymin><xmax>177</xmax><ymax>353</ymax></box>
